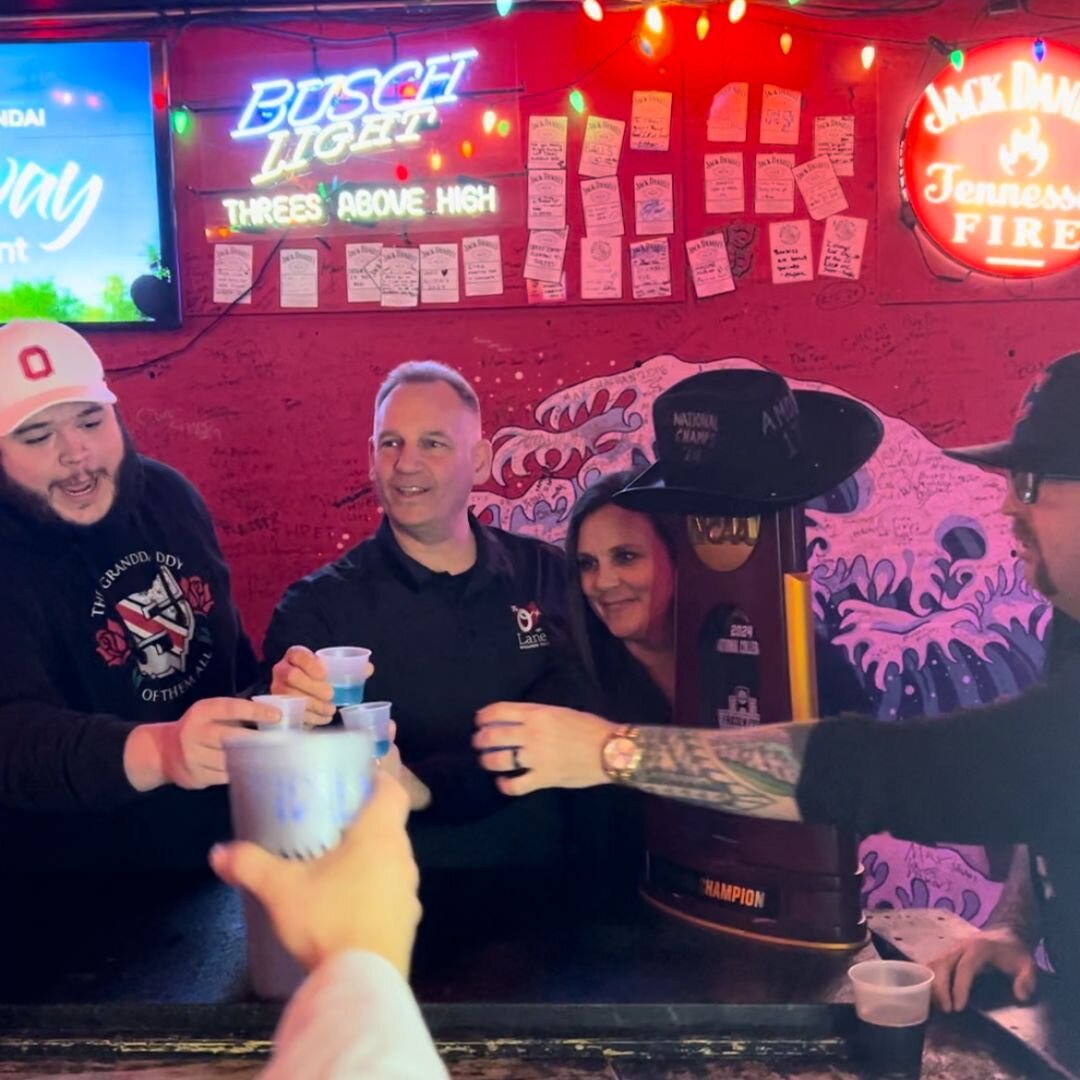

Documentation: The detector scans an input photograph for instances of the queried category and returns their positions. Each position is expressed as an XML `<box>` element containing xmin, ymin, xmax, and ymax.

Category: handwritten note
<box><xmin>526</xmin><ymin>272</ymin><xmax>567</xmax><ymax>303</ymax></box>
<box><xmin>707</xmin><ymin>82</ymin><xmax>748</xmax><ymax>142</ymax></box>
<box><xmin>581</xmin><ymin>237</ymin><xmax>622</xmax><ymax>300</ymax></box>
<box><xmin>760</xmin><ymin>85</ymin><xmax>801</xmax><ymax>145</ymax></box>
<box><xmin>581</xmin><ymin>177</ymin><xmax>624</xmax><ymax>237</ymax></box>
<box><xmin>420</xmin><ymin>243</ymin><xmax>460</xmax><ymax>304</ymax></box>
<box><xmin>686</xmin><ymin>234</ymin><xmax>735</xmax><ymax>297</ymax></box>
<box><xmin>213</xmin><ymin>243</ymin><xmax>252</xmax><ymax>305</ymax></box>
<box><xmin>380</xmin><ymin>247</ymin><xmax>420</xmax><ymax>308</ymax></box>
<box><xmin>279</xmin><ymin>248</ymin><xmax>318</xmax><ymax>308</ymax></box>
<box><xmin>528</xmin><ymin>169</ymin><xmax>567</xmax><ymax>230</ymax></box>
<box><xmin>528</xmin><ymin>115</ymin><xmax>568</xmax><ymax>169</ymax></box>
<box><xmin>462</xmin><ymin>235</ymin><xmax>504</xmax><ymax>297</ymax></box>
<box><xmin>523</xmin><ymin>227</ymin><xmax>568</xmax><ymax>284</ymax></box>
<box><xmin>345</xmin><ymin>243</ymin><xmax>381</xmax><ymax>303</ymax></box>
<box><xmin>793</xmin><ymin>155</ymin><xmax>849</xmax><ymax>220</ymax></box>
<box><xmin>631</xmin><ymin>90</ymin><xmax>672</xmax><ymax>151</ymax></box>
<box><xmin>580</xmin><ymin>116</ymin><xmax>625</xmax><ymax>177</ymax></box>
<box><xmin>814</xmin><ymin>115</ymin><xmax>855</xmax><ymax>177</ymax></box>
<box><xmin>769</xmin><ymin>220</ymin><xmax>813</xmax><ymax>284</ymax></box>
<box><xmin>629</xmin><ymin>237</ymin><xmax>672</xmax><ymax>299</ymax></box>
<box><xmin>819</xmin><ymin>216</ymin><xmax>868</xmax><ymax>280</ymax></box>
<box><xmin>755</xmin><ymin>153</ymin><xmax>795</xmax><ymax>214</ymax></box>
<box><xmin>634</xmin><ymin>173</ymin><xmax>674</xmax><ymax>236</ymax></box>
<box><xmin>705</xmin><ymin>153</ymin><xmax>744</xmax><ymax>214</ymax></box>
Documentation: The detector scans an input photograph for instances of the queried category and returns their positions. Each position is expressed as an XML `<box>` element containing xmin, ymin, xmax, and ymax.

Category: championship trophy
<box><xmin>616</xmin><ymin>368</ymin><xmax>883</xmax><ymax>948</ymax></box>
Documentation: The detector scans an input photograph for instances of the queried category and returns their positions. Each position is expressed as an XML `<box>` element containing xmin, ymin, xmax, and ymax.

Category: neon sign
<box><xmin>221</xmin><ymin>182</ymin><xmax>497</xmax><ymax>230</ymax></box>
<box><xmin>231</xmin><ymin>49</ymin><xmax>479</xmax><ymax>187</ymax></box>
<box><xmin>902</xmin><ymin>38</ymin><xmax>1080</xmax><ymax>277</ymax></box>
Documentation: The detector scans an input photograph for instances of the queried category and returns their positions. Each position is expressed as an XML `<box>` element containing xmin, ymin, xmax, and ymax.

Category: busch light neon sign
<box><xmin>231</xmin><ymin>48</ymin><xmax>479</xmax><ymax>187</ymax></box>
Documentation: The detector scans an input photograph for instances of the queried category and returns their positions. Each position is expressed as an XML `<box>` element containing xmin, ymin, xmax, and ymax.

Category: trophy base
<box><xmin>642</xmin><ymin>850</ymin><xmax>868</xmax><ymax>950</ymax></box>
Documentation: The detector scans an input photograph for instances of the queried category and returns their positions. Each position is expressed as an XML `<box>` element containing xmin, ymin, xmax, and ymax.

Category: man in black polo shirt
<box><xmin>264</xmin><ymin>360</ymin><xmax>585</xmax><ymax>868</ymax></box>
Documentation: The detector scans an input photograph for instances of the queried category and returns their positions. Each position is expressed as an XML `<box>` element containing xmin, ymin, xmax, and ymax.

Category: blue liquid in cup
<box><xmin>333</xmin><ymin>683</ymin><xmax>366</xmax><ymax>707</ymax></box>
<box><xmin>374</xmin><ymin>739</ymin><xmax>392</xmax><ymax>758</ymax></box>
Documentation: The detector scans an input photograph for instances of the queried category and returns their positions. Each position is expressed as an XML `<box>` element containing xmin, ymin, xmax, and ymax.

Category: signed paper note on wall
<box><xmin>528</xmin><ymin>169</ymin><xmax>567</xmax><ymax>230</ymax></box>
<box><xmin>279</xmin><ymin>248</ymin><xmax>318</xmax><ymax>308</ymax></box>
<box><xmin>755</xmin><ymin>153</ymin><xmax>795</xmax><ymax>214</ymax></box>
<box><xmin>704</xmin><ymin>153</ymin><xmax>744</xmax><ymax>214</ymax></box>
<box><xmin>420</xmin><ymin>243</ymin><xmax>460</xmax><ymax>304</ymax></box>
<box><xmin>814</xmin><ymin>116</ymin><xmax>855</xmax><ymax>177</ymax></box>
<box><xmin>768</xmin><ymin>220</ymin><xmax>813</xmax><ymax>284</ymax></box>
<box><xmin>760</xmin><ymin>85</ymin><xmax>801</xmax><ymax>145</ymax></box>
<box><xmin>380</xmin><ymin>247</ymin><xmax>420</xmax><ymax>308</ymax></box>
<box><xmin>462</xmin><ymin>235</ymin><xmax>504</xmax><ymax>297</ymax></box>
<box><xmin>213</xmin><ymin>243</ymin><xmax>252</xmax><ymax>305</ymax></box>
<box><xmin>630</xmin><ymin>90</ymin><xmax>673</xmax><ymax>151</ymax></box>
<box><xmin>526</xmin><ymin>272</ymin><xmax>567</xmax><ymax>303</ymax></box>
<box><xmin>707</xmin><ymin>82</ymin><xmax>748</xmax><ymax>142</ymax></box>
<box><xmin>630</xmin><ymin>237</ymin><xmax>672</xmax><ymax>299</ymax></box>
<box><xmin>581</xmin><ymin>177</ymin><xmax>625</xmax><ymax>237</ymax></box>
<box><xmin>345</xmin><ymin>243</ymin><xmax>381</xmax><ymax>303</ymax></box>
<box><xmin>524</xmin><ymin>227</ymin><xmax>569</xmax><ymax>284</ymax></box>
<box><xmin>818</xmin><ymin>216</ymin><xmax>867</xmax><ymax>280</ymax></box>
<box><xmin>581</xmin><ymin>236</ymin><xmax>623</xmax><ymax>300</ymax></box>
<box><xmin>792</xmin><ymin>156</ymin><xmax>849</xmax><ymax>220</ymax></box>
<box><xmin>528</xmin><ymin>115</ymin><xmax>568</xmax><ymax>169</ymax></box>
<box><xmin>686</xmin><ymin>234</ymin><xmax>735</xmax><ymax>297</ymax></box>
<box><xmin>580</xmin><ymin>116</ymin><xmax>626</xmax><ymax>177</ymax></box>
<box><xmin>634</xmin><ymin>173</ymin><xmax>675</xmax><ymax>235</ymax></box>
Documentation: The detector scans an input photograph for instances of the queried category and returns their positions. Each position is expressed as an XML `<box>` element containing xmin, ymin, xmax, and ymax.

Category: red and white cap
<box><xmin>0</xmin><ymin>321</ymin><xmax>117</xmax><ymax>436</ymax></box>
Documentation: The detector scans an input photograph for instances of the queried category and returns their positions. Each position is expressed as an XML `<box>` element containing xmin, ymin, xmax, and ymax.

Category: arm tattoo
<box><xmin>630</xmin><ymin>722</ymin><xmax>814</xmax><ymax>821</ymax></box>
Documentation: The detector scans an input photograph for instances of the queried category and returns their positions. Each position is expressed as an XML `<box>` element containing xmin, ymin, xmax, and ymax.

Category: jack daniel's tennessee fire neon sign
<box><xmin>231</xmin><ymin>48</ymin><xmax>479</xmax><ymax>188</ymax></box>
<box><xmin>901</xmin><ymin>38</ymin><xmax>1080</xmax><ymax>277</ymax></box>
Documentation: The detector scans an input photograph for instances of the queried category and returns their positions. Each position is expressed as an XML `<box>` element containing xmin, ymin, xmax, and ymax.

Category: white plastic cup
<box><xmin>251</xmin><ymin>694</ymin><xmax>307</xmax><ymax>731</ymax></box>
<box><xmin>315</xmin><ymin>646</ymin><xmax>372</xmax><ymax>708</ymax></box>
<box><xmin>848</xmin><ymin>960</ymin><xmax>934</xmax><ymax>1078</ymax></box>
<box><xmin>224</xmin><ymin>729</ymin><xmax>375</xmax><ymax>1000</ymax></box>
<box><xmin>340</xmin><ymin>701</ymin><xmax>392</xmax><ymax>758</ymax></box>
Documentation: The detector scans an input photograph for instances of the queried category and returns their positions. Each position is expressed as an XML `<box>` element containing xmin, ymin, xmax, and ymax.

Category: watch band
<box><xmin>602</xmin><ymin>724</ymin><xmax>644</xmax><ymax>783</ymax></box>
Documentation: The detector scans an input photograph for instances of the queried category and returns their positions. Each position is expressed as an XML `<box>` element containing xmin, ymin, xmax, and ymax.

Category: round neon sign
<box><xmin>901</xmin><ymin>38</ymin><xmax>1080</xmax><ymax>278</ymax></box>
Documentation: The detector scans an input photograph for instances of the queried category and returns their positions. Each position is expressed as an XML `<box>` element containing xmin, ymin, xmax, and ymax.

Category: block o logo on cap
<box><xmin>18</xmin><ymin>346</ymin><xmax>54</xmax><ymax>381</ymax></box>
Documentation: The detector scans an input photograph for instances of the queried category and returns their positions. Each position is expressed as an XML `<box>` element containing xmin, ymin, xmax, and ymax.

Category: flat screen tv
<box><xmin>0</xmin><ymin>40</ymin><xmax>180</xmax><ymax>326</ymax></box>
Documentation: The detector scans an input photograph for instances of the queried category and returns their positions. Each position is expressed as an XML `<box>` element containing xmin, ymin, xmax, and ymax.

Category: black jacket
<box><xmin>0</xmin><ymin>453</ymin><xmax>256</xmax><ymax>872</ymax></box>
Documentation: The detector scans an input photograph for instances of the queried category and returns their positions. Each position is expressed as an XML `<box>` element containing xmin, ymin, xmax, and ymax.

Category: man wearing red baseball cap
<box><xmin>0</xmin><ymin>320</ymin><xmax>279</xmax><ymax>874</ymax></box>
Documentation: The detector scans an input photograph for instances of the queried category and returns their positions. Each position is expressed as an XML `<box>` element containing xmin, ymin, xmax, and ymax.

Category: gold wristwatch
<box><xmin>600</xmin><ymin>725</ymin><xmax>643</xmax><ymax>783</ymax></box>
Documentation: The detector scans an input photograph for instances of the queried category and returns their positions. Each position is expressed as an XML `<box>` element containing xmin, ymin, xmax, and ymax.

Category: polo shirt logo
<box><xmin>512</xmin><ymin>602</ymin><xmax>549</xmax><ymax>650</ymax></box>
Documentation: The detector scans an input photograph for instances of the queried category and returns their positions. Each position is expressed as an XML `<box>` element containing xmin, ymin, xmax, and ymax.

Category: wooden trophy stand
<box><xmin>641</xmin><ymin>507</ymin><xmax>867</xmax><ymax>949</ymax></box>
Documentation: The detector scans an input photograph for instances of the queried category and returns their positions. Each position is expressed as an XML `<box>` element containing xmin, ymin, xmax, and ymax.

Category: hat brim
<box><xmin>614</xmin><ymin>390</ymin><xmax>883</xmax><ymax>515</ymax></box>
<box><xmin>0</xmin><ymin>383</ymin><xmax>117</xmax><ymax>437</ymax></box>
<box><xmin>942</xmin><ymin>441</ymin><xmax>1018</xmax><ymax>471</ymax></box>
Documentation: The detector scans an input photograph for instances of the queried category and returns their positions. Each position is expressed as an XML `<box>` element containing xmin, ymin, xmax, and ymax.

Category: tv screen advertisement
<box><xmin>0</xmin><ymin>40</ymin><xmax>179</xmax><ymax>326</ymax></box>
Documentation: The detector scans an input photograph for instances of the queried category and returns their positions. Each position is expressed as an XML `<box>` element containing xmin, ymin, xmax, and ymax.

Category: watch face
<box><xmin>604</xmin><ymin>735</ymin><xmax>637</xmax><ymax>773</ymax></box>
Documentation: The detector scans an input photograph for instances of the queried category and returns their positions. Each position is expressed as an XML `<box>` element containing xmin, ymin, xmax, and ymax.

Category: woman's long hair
<box><xmin>563</xmin><ymin>469</ymin><xmax>679</xmax><ymax>687</ymax></box>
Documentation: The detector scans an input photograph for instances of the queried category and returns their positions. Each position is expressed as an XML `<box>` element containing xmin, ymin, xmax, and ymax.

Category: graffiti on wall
<box><xmin>477</xmin><ymin>354</ymin><xmax>1049</xmax><ymax>923</ymax></box>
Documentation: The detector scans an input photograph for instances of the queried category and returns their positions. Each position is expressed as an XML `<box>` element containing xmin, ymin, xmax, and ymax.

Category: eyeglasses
<box><xmin>1009</xmin><ymin>470</ymin><xmax>1080</xmax><ymax>505</ymax></box>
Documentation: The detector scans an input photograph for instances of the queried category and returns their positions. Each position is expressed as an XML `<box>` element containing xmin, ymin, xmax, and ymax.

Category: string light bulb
<box><xmin>949</xmin><ymin>48</ymin><xmax>964</xmax><ymax>71</ymax></box>
<box><xmin>482</xmin><ymin>109</ymin><xmax>497</xmax><ymax>134</ymax></box>
<box><xmin>170</xmin><ymin>106</ymin><xmax>192</xmax><ymax>136</ymax></box>
<box><xmin>780</xmin><ymin>31</ymin><xmax>793</xmax><ymax>55</ymax></box>
<box><xmin>495</xmin><ymin>0</ymin><xmax>513</xmax><ymax>15</ymax></box>
<box><xmin>639</xmin><ymin>35</ymin><xmax>654</xmax><ymax>57</ymax></box>
<box><xmin>460</xmin><ymin>139</ymin><xmax>474</xmax><ymax>158</ymax></box>
<box><xmin>645</xmin><ymin>4</ymin><xmax>663</xmax><ymax>33</ymax></box>
<box><xmin>583</xmin><ymin>0</ymin><xmax>604</xmax><ymax>20</ymax></box>
<box><xmin>569</xmin><ymin>89</ymin><xmax>586</xmax><ymax>114</ymax></box>
<box><xmin>430</xmin><ymin>150</ymin><xmax>443</xmax><ymax>171</ymax></box>
<box><xmin>1034</xmin><ymin>37</ymin><xmax>1047</xmax><ymax>64</ymax></box>
<box><xmin>861</xmin><ymin>44</ymin><xmax>876</xmax><ymax>70</ymax></box>
<box><xmin>696</xmin><ymin>11</ymin><xmax>710</xmax><ymax>40</ymax></box>
<box><xmin>497</xmin><ymin>119</ymin><xmax>511</xmax><ymax>137</ymax></box>
<box><xmin>728</xmin><ymin>0</ymin><xmax>746</xmax><ymax>23</ymax></box>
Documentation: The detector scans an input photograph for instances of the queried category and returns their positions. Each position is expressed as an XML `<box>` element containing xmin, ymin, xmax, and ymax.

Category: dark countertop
<box><xmin>0</xmin><ymin>871</ymin><xmax>1072</xmax><ymax>1078</ymax></box>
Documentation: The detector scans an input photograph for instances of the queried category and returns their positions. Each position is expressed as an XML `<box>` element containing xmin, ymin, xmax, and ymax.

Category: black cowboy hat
<box><xmin>614</xmin><ymin>368</ymin><xmax>883</xmax><ymax>515</ymax></box>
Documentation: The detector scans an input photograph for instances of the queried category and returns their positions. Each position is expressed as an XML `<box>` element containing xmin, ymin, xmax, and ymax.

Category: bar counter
<box><xmin>0</xmin><ymin>869</ymin><xmax>1074</xmax><ymax>1078</ymax></box>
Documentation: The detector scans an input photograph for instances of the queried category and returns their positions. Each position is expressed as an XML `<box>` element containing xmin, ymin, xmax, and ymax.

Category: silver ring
<box><xmin>511</xmin><ymin>747</ymin><xmax>522</xmax><ymax>770</ymax></box>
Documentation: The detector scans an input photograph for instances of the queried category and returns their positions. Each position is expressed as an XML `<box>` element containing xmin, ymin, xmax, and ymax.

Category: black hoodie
<box><xmin>0</xmin><ymin>452</ymin><xmax>257</xmax><ymax>873</ymax></box>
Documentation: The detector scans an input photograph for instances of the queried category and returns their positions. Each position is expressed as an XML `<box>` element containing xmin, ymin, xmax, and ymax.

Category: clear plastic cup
<box><xmin>848</xmin><ymin>960</ymin><xmax>934</xmax><ymax>1078</ymax></box>
<box><xmin>251</xmin><ymin>694</ymin><xmax>307</xmax><ymax>731</ymax></box>
<box><xmin>340</xmin><ymin>701</ymin><xmax>392</xmax><ymax>758</ymax></box>
<box><xmin>224</xmin><ymin>729</ymin><xmax>375</xmax><ymax>999</ymax></box>
<box><xmin>315</xmin><ymin>646</ymin><xmax>371</xmax><ymax>707</ymax></box>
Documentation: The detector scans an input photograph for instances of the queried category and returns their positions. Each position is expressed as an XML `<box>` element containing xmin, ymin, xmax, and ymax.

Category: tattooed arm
<box><xmin>631</xmin><ymin>722</ymin><xmax>811</xmax><ymax>820</ymax></box>
<box><xmin>473</xmin><ymin>702</ymin><xmax>811</xmax><ymax>822</ymax></box>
